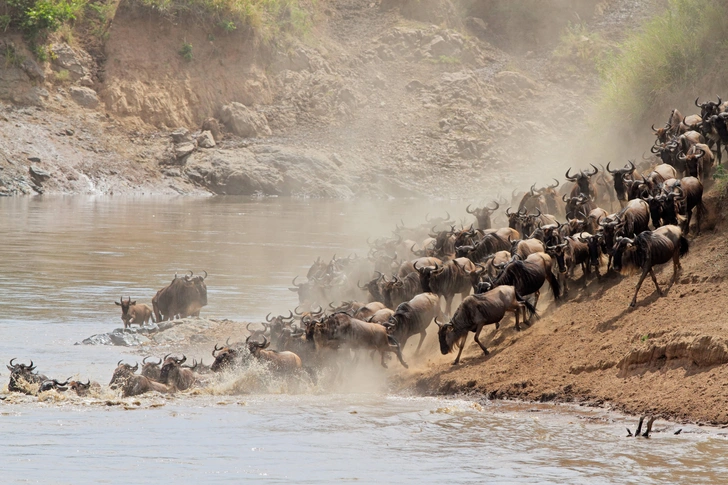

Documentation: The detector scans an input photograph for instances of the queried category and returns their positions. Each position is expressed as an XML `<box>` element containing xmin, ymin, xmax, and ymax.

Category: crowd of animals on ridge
<box><xmin>3</xmin><ymin>96</ymin><xmax>725</xmax><ymax>398</ymax></box>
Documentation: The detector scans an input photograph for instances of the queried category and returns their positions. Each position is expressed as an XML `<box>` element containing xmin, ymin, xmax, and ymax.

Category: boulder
<box><xmin>50</xmin><ymin>43</ymin><xmax>94</xmax><ymax>81</ymax></box>
<box><xmin>197</xmin><ymin>130</ymin><xmax>216</xmax><ymax>148</ymax></box>
<box><xmin>175</xmin><ymin>142</ymin><xmax>196</xmax><ymax>159</ymax></box>
<box><xmin>68</xmin><ymin>86</ymin><xmax>99</xmax><ymax>108</ymax></box>
<box><xmin>201</xmin><ymin>118</ymin><xmax>222</xmax><ymax>141</ymax></box>
<box><xmin>21</xmin><ymin>59</ymin><xmax>45</xmax><ymax>82</ymax></box>
<box><xmin>171</xmin><ymin>128</ymin><xmax>193</xmax><ymax>143</ymax></box>
<box><xmin>219</xmin><ymin>102</ymin><xmax>272</xmax><ymax>138</ymax></box>
<box><xmin>29</xmin><ymin>166</ymin><xmax>51</xmax><ymax>183</ymax></box>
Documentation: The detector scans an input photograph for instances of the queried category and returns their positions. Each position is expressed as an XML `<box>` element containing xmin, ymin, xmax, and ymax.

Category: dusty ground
<box><xmin>392</xmin><ymin>193</ymin><xmax>728</xmax><ymax>425</ymax></box>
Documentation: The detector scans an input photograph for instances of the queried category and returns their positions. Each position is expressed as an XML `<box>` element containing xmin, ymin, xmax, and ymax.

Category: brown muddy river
<box><xmin>1</xmin><ymin>196</ymin><xmax>727</xmax><ymax>484</ymax></box>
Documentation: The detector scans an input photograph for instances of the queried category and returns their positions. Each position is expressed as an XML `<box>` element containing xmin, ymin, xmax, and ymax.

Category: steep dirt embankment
<box><xmin>0</xmin><ymin>0</ymin><xmax>659</xmax><ymax>197</ymax></box>
<box><xmin>394</xmin><ymin>193</ymin><xmax>728</xmax><ymax>424</ymax></box>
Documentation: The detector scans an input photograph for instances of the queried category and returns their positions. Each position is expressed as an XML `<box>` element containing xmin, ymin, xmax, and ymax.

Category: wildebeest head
<box><xmin>606</xmin><ymin>161</ymin><xmax>635</xmax><ymax>201</ymax></box>
<box><xmin>505</xmin><ymin>207</ymin><xmax>525</xmax><ymax>230</ymax></box>
<box><xmin>6</xmin><ymin>358</ymin><xmax>42</xmax><ymax>393</ymax></box>
<box><xmin>578</xmin><ymin>233</ymin><xmax>604</xmax><ymax>269</ymax></box>
<box><xmin>696</xmin><ymin>95</ymin><xmax>723</xmax><ymax>120</ymax></box>
<box><xmin>434</xmin><ymin>318</ymin><xmax>456</xmax><ymax>355</ymax></box>
<box><xmin>159</xmin><ymin>354</ymin><xmax>186</xmax><ymax>383</ymax></box>
<box><xmin>109</xmin><ymin>360</ymin><xmax>138</xmax><ymax>388</ymax></box>
<box><xmin>546</xmin><ymin>241</ymin><xmax>569</xmax><ymax>274</ymax></box>
<box><xmin>115</xmin><ymin>296</ymin><xmax>136</xmax><ymax>325</ymax></box>
<box><xmin>141</xmin><ymin>356</ymin><xmax>163</xmax><ymax>381</ymax></box>
<box><xmin>466</xmin><ymin>201</ymin><xmax>499</xmax><ymax>230</ymax></box>
<box><xmin>565</xmin><ymin>164</ymin><xmax>598</xmax><ymax>195</ymax></box>
<box><xmin>611</xmin><ymin>237</ymin><xmax>637</xmax><ymax>273</ymax></box>
<box><xmin>246</xmin><ymin>335</ymin><xmax>272</xmax><ymax>357</ymax></box>
<box><xmin>39</xmin><ymin>378</ymin><xmax>70</xmax><ymax>393</ymax></box>
<box><xmin>211</xmin><ymin>340</ymin><xmax>242</xmax><ymax>372</ymax></box>
<box><xmin>68</xmin><ymin>379</ymin><xmax>92</xmax><ymax>397</ymax></box>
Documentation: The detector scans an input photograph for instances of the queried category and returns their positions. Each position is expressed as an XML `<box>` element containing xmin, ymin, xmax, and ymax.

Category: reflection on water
<box><xmin>1</xmin><ymin>196</ymin><xmax>727</xmax><ymax>484</ymax></box>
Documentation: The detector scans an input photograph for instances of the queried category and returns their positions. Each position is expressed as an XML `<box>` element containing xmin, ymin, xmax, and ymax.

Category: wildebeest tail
<box><xmin>679</xmin><ymin>235</ymin><xmax>689</xmax><ymax>257</ymax></box>
<box><xmin>546</xmin><ymin>267</ymin><xmax>561</xmax><ymax>300</ymax></box>
<box><xmin>515</xmin><ymin>291</ymin><xmax>539</xmax><ymax>321</ymax></box>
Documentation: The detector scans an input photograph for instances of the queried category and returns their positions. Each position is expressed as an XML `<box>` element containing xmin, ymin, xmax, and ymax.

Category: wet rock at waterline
<box><xmin>77</xmin><ymin>318</ymin><xmax>221</xmax><ymax>346</ymax></box>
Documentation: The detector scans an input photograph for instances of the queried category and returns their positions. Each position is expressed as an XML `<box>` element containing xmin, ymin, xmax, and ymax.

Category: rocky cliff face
<box><xmin>0</xmin><ymin>0</ymin><xmax>655</xmax><ymax>197</ymax></box>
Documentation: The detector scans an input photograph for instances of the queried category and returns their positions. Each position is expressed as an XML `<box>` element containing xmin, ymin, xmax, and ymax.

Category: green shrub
<box><xmin>599</xmin><ymin>0</ymin><xmax>728</xmax><ymax>122</ymax></box>
<box><xmin>179</xmin><ymin>41</ymin><xmax>193</xmax><ymax>61</ymax></box>
<box><xmin>0</xmin><ymin>14</ymin><xmax>12</xmax><ymax>32</ymax></box>
<box><xmin>4</xmin><ymin>0</ymin><xmax>87</xmax><ymax>40</ymax></box>
<box><xmin>32</xmin><ymin>42</ymin><xmax>48</xmax><ymax>61</ymax></box>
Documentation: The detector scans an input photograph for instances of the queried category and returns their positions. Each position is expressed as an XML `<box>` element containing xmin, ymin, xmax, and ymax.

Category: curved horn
<box><xmin>505</xmin><ymin>207</ymin><xmax>513</xmax><ymax>216</ymax></box>
<box><xmin>261</xmin><ymin>336</ymin><xmax>270</xmax><ymax>349</ymax></box>
<box><xmin>177</xmin><ymin>355</ymin><xmax>187</xmax><ymax>365</ymax></box>
<box><xmin>434</xmin><ymin>317</ymin><xmax>444</xmax><ymax>328</ymax></box>
<box><xmin>565</xmin><ymin>167</ymin><xmax>576</xmax><ymax>180</ymax></box>
<box><xmin>212</xmin><ymin>343</ymin><xmax>222</xmax><ymax>357</ymax></box>
<box><xmin>549</xmin><ymin>178</ymin><xmax>560</xmax><ymax>189</ymax></box>
<box><xmin>292</xmin><ymin>276</ymin><xmax>302</xmax><ymax>287</ymax></box>
<box><xmin>117</xmin><ymin>359</ymin><xmax>123</xmax><ymax>367</ymax></box>
<box><xmin>588</xmin><ymin>164</ymin><xmax>599</xmax><ymax>176</ymax></box>
<box><xmin>265</xmin><ymin>313</ymin><xmax>274</xmax><ymax>322</ymax></box>
<box><xmin>695</xmin><ymin>97</ymin><xmax>701</xmax><ymax>108</ymax></box>
<box><xmin>294</xmin><ymin>305</ymin><xmax>304</xmax><ymax>315</ymax></box>
<box><xmin>466</xmin><ymin>204</ymin><xmax>475</xmax><ymax>214</ymax></box>
<box><xmin>606</xmin><ymin>161</ymin><xmax>616</xmax><ymax>174</ymax></box>
<box><xmin>488</xmin><ymin>200</ymin><xmax>500</xmax><ymax>211</ymax></box>
<box><xmin>131</xmin><ymin>362</ymin><xmax>138</xmax><ymax>372</ymax></box>
<box><xmin>9</xmin><ymin>358</ymin><xmax>16</xmax><ymax>367</ymax></box>
<box><xmin>202</xmin><ymin>270</ymin><xmax>208</xmax><ymax>280</ymax></box>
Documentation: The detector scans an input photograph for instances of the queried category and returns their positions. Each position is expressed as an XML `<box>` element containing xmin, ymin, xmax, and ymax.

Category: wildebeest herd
<box><xmin>3</xmin><ymin>97</ymin><xmax>722</xmax><ymax>398</ymax></box>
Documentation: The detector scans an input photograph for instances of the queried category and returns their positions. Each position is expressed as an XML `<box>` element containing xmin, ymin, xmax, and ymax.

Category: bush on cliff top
<box><xmin>599</xmin><ymin>0</ymin><xmax>728</xmax><ymax>122</ymax></box>
<box><xmin>2</xmin><ymin>0</ymin><xmax>87</xmax><ymax>40</ymax></box>
<box><xmin>131</xmin><ymin>0</ymin><xmax>312</xmax><ymax>38</ymax></box>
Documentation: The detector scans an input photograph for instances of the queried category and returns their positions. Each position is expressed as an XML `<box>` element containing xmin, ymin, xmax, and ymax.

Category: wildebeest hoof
<box><xmin>451</xmin><ymin>361</ymin><xmax>460</xmax><ymax>366</ymax></box>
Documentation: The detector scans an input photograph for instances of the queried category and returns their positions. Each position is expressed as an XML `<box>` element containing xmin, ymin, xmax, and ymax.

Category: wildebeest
<box><xmin>159</xmin><ymin>355</ymin><xmax>197</xmax><ymax>391</ymax></box>
<box><xmin>671</xmin><ymin>177</ymin><xmax>705</xmax><ymax>236</ymax></box>
<box><xmin>612</xmin><ymin>225</ymin><xmax>689</xmax><ymax>307</ymax></box>
<box><xmin>491</xmin><ymin>252</ymin><xmax>561</xmax><ymax>307</ymax></box>
<box><xmin>316</xmin><ymin>313</ymin><xmax>408</xmax><ymax>368</ymax></box>
<box><xmin>436</xmin><ymin>286</ymin><xmax>537</xmax><ymax>365</ymax></box>
<box><xmin>211</xmin><ymin>339</ymin><xmax>248</xmax><ymax>372</ymax></box>
<box><xmin>606</xmin><ymin>161</ymin><xmax>636</xmax><ymax>208</ymax></box>
<box><xmin>109</xmin><ymin>360</ymin><xmax>170</xmax><ymax>397</ymax></box>
<box><xmin>115</xmin><ymin>296</ymin><xmax>154</xmax><ymax>328</ymax></box>
<box><xmin>386</xmin><ymin>293</ymin><xmax>443</xmax><ymax>354</ymax></box>
<box><xmin>246</xmin><ymin>336</ymin><xmax>303</xmax><ymax>372</ymax></box>
<box><xmin>152</xmin><ymin>271</ymin><xmax>208</xmax><ymax>322</ymax></box>
<box><xmin>141</xmin><ymin>356</ymin><xmax>163</xmax><ymax>381</ymax></box>
<box><xmin>415</xmin><ymin>258</ymin><xmax>474</xmax><ymax>317</ymax></box>
<box><xmin>381</xmin><ymin>272</ymin><xmax>422</xmax><ymax>309</ymax></box>
<box><xmin>6</xmin><ymin>359</ymin><xmax>51</xmax><ymax>394</ymax></box>
<box><xmin>68</xmin><ymin>379</ymin><xmax>100</xmax><ymax>397</ymax></box>
<box><xmin>466</xmin><ymin>201</ymin><xmax>499</xmax><ymax>230</ymax></box>
<box><xmin>565</xmin><ymin>164</ymin><xmax>599</xmax><ymax>200</ymax></box>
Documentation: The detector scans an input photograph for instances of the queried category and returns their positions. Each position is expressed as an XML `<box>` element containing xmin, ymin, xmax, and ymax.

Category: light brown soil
<box><xmin>393</xmin><ymin>192</ymin><xmax>728</xmax><ymax>424</ymax></box>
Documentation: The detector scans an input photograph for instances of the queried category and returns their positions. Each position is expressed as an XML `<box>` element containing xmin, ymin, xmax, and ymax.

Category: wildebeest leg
<box><xmin>387</xmin><ymin>335</ymin><xmax>408</xmax><ymax>368</ymax></box>
<box><xmin>513</xmin><ymin>308</ymin><xmax>521</xmax><ymax>331</ymax></box>
<box><xmin>649</xmin><ymin>268</ymin><xmax>663</xmax><ymax>296</ymax></box>
<box><xmin>380</xmin><ymin>350</ymin><xmax>388</xmax><ymax>369</ymax></box>
<box><xmin>415</xmin><ymin>330</ymin><xmax>427</xmax><ymax>354</ymax></box>
<box><xmin>533</xmin><ymin>290</ymin><xmax>540</xmax><ymax>309</ymax></box>
<box><xmin>445</xmin><ymin>295</ymin><xmax>454</xmax><ymax>318</ymax></box>
<box><xmin>453</xmin><ymin>334</ymin><xmax>468</xmax><ymax>365</ymax></box>
<box><xmin>472</xmin><ymin>323</ymin><xmax>489</xmax><ymax>356</ymax></box>
<box><xmin>630</xmin><ymin>269</ymin><xmax>651</xmax><ymax>307</ymax></box>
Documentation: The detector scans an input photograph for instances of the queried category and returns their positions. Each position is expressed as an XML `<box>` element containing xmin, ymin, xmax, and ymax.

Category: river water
<box><xmin>0</xmin><ymin>196</ymin><xmax>726</xmax><ymax>484</ymax></box>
